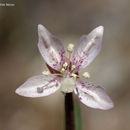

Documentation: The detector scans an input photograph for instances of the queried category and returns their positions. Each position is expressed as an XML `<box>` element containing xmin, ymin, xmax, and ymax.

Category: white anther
<box><xmin>82</xmin><ymin>72</ymin><xmax>90</xmax><ymax>78</ymax></box>
<box><xmin>60</xmin><ymin>68</ymin><xmax>65</xmax><ymax>73</ymax></box>
<box><xmin>42</xmin><ymin>70</ymin><xmax>50</xmax><ymax>76</ymax></box>
<box><xmin>63</xmin><ymin>62</ymin><xmax>68</xmax><ymax>68</ymax></box>
<box><xmin>67</xmin><ymin>43</ymin><xmax>74</xmax><ymax>52</ymax></box>
<box><xmin>71</xmin><ymin>65</ymin><xmax>76</xmax><ymax>70</ymax></box>
<box><xmin>71</xmin><ymin>73</ymin><xmax>77</xmax><ymax>78</ymax></box>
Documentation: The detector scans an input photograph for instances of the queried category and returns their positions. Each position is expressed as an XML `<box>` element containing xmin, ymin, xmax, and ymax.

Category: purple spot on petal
<box><xmin>76</xmin><ymin>88</ymin><xmax>78</xmax><ymax>93</ymax></box>
<box><xmin>79</xmin><ymin>97</ymin><xmax>82</xmax><ymax>100</ymax></box>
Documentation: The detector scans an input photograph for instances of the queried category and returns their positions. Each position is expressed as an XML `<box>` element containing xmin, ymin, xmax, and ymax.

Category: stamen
<box><xmin>71</xmin><ymin>65</ymin><xmax>76</xmax><ymax>70</ymax></box>
<box><xmin>82</xmin><ymin>72</ymin><xmax>90</xmax><ymax>78</ymax></box>
<box><xmin>67</xmin><ymin>43</ymin><xmax>74</xmax><ymax>53</ymax></box>
<box><xmin>63</xmin><ymin>62</ymin><xmax>68</xmax><ymax>68</ymax></box>
<box><xmin>71</xmin><ymin>73</ymin><xmax>77</xmax><ymax>78</ymax></box>
<box><xmin>42</xmin><ymin>70</ymin><xmax>50</xmax><ymax>76</ymax></box>
<box><xmin>60</xmin><ymin>68</ymin><xmax>65</xmax><ymax>73</ymax></box>
<box><xmin>37</xmin><ymin>79</ymin><xmax>58</xmax><ymax>94</ymax></box>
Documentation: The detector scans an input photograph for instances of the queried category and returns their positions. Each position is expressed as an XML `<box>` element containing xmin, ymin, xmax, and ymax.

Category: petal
<box><xmin>15</xmin><ymin>75</ymin><xmax>61</xmax><ymax>98</ymax></box>
<box><xmin>38</xmin><ymin>24</ymin><xmax>65</xmax><ymax>71</ymax></box>
<box><xmin>74</xmin><ymin>80</ymin><xmax>114</xmax><ymax>110</ymax></box>
<box><xmin>72</xmin><ymin>26</ymin><xmax>104</xmax><ymax>72</ymax></box>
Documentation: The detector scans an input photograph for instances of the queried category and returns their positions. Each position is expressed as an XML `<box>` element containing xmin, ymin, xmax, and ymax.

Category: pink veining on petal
<box><xmin>15</xmin><ymin>75</ymin><xmax>61</xmax><ymax>98</ymax></box>
<box><xmin>74</xmin><ymin>80</ymin><xmax>114</xmax><ymax>110</ymax></box>
<box><xmin>38</xmin><ymin>24</ymin><xmax>65</xmax><ymax>71</ymax></box>
<box><xmin>72</xmin><ymin>26</ymin><xmax>104</xmax><ymax>72</ymax></box>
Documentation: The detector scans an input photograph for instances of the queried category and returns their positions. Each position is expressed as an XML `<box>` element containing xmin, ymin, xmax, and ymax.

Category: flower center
<box><xmin>60</xmin><ymin>61</ymin><xmax>77</xmax><ymax>93</ymax></box>
<box><xmin>59</xmin><ymin>43</ymin><xmax>78</xmax><ymax>93</ymax></box>
<box><xmin>42</xmin><ymin>43</ymin><xmax>91</xmax><ymax>94</ymax></box>
<box><xmin>60</xmin><ymin>43</ymin><xmax>76</xmax><ymax>75</ymax></box>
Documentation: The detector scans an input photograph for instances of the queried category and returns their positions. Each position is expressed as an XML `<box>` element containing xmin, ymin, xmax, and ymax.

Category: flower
<box><xmin>15</xmin><ymin>24</ymin><xmax>114</xmax><ymax>110</ymax></box>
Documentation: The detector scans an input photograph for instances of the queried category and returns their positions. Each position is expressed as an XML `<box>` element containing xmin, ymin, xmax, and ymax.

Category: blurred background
<box><xmin>0</xmin><ymin>0</ymin><xmax>130</xmax><ymax>130</ymax></box>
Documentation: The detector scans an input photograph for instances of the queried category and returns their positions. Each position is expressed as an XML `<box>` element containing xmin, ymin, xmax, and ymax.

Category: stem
<box><xmin>74</xmin><ymin>100</ymin><xmax>82</xmax><ymax>130</ymax></box>
<box><xmin>65</xmin><ymin>93</ymin><xmax>75</xmax><ymax>130</ymax></box>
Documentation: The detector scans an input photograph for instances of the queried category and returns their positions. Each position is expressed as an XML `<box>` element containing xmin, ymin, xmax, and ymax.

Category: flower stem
<box><xmin>65</xmin><ymin>93</ymin><xmax>75</xmax><ymax>130</ymax></box>
<box><xmin>74</xmin><ymin>100</ymin><xmax>82</xmax><ymax>130</ymax></box>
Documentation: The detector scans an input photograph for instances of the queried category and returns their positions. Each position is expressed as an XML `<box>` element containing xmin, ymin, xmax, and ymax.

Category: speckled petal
<box><xmin>72</xmin><ymin>26</ymin><xmax>104</xmax><ymax>72</ymax></box>
<box><xmin>15</xmin><ymin>75</ymin><xmax>61</xmax><ymax>98</ymax></box>
<box><xmin>38</xmin><ymin>24</ymin><xmax>65</xmax><ymax>71</ymax></box>
<box><xmin>74</xmin><ymin>80</ymin><xmax>114</xmax><ymax>110</ymax></box>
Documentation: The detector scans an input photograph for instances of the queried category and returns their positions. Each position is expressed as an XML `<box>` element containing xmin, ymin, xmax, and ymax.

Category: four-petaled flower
<box><xmin>16</xmin><ymin>24</ymin><xmax>114</xmax><ymax>110</ymax></box>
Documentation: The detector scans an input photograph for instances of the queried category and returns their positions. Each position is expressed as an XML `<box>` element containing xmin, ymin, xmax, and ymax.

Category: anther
<box><xmin>67</xmin><ymin>43</ymin><xmax>74</xmax><ymax>53</ymax></box>
<box><xmin>42</xmin><ymin>70</ymin><xmax>50</xmax><ymax>76</ymax></box>
<box><xmin>63</xmin><ymin>62</ymin><xmax>68</xmax><ymax>68</ymax></box>
<box><xmin>60</xmin><ymin>68</ymin><xmax>65</xmax><ymax>73</ymax></box>
<box><xmin>71</xmin><ymin>73</ymin><xmax>77</xmax><ymax>78</ymax></box>
<box><xmin>71</xmin><ymin>65</ymin><xmax>76</xmax><ymax>70</ymax></box>
<box><xmin>82</xmin><ymin>72</ymin><xmax>90</xmax><ymax>78</ymax></box>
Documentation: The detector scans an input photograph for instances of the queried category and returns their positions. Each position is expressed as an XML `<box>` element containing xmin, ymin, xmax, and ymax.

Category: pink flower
<box><xmin>16</xmin><ymin>24</ymin><xmax>114</xmax><ymax>110</ymax></box>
